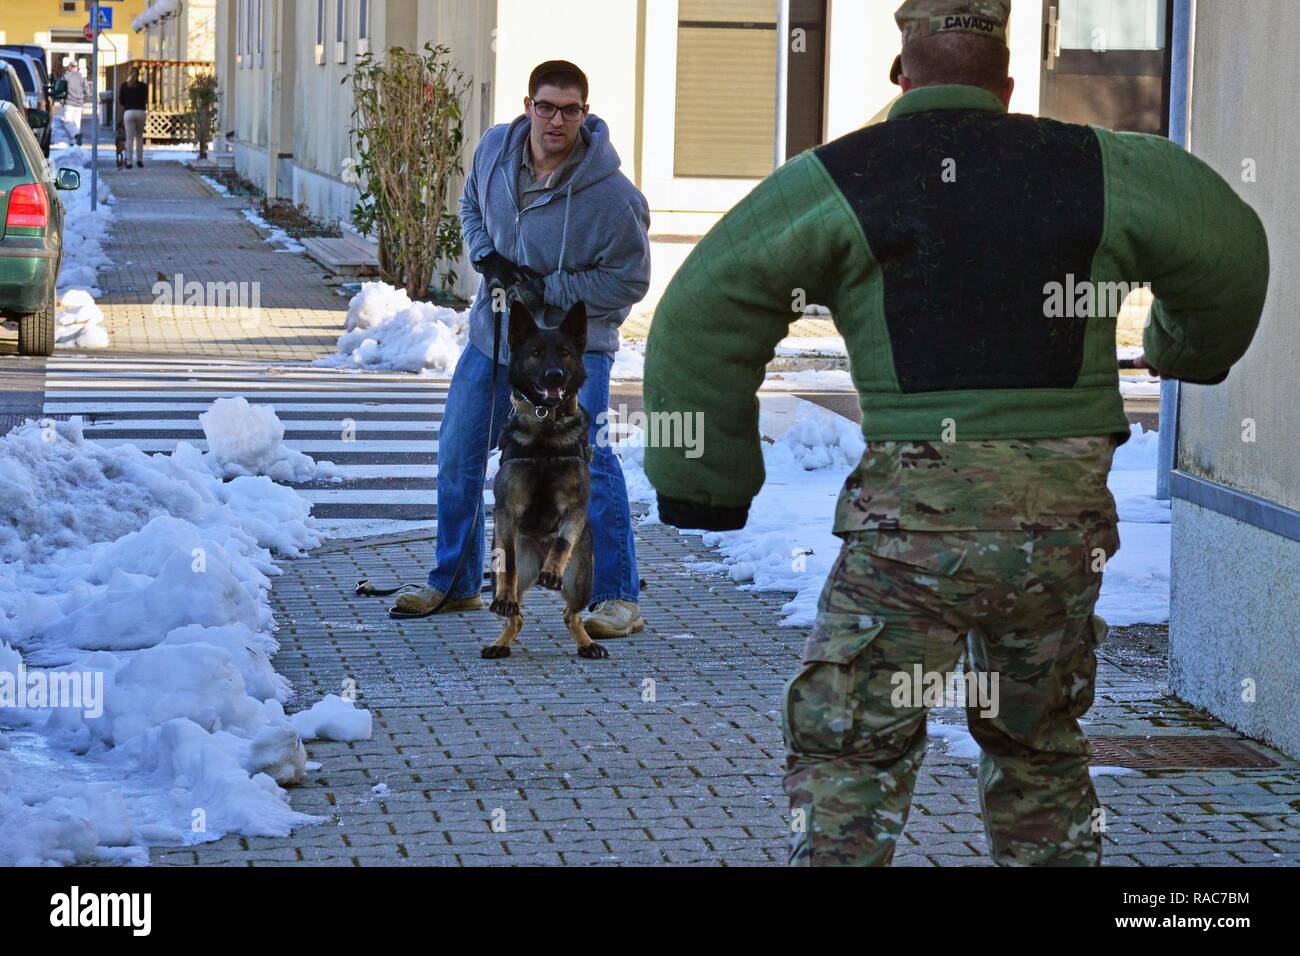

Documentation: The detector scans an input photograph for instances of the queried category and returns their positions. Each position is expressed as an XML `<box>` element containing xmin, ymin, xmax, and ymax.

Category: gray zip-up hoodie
<box><xmin>459</xmin><ymin>113</ymin><xmax>651</xmax><ymax>359</ymax></box>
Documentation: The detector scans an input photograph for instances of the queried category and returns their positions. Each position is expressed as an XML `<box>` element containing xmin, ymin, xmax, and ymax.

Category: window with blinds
<box><xmin>674</xmin><ymin>0</ymin><xmax>826</xmax><ymax>179</ymax></box>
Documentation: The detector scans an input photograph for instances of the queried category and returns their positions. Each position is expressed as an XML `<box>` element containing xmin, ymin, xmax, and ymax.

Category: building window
<box><xmin>358</xmin><ymin>0</ymin><xmax>370</xmax><ymax>55</ymax></box>
<box><xmin>315</xmin><ymin>0</ymin><xmax>326</xmax><ymax>64</ymax></box>
<box><xmin>236</xmin><ymin>0</ymin><xmax>243</xmax><ymax>62</ymax></box>
<box><xmin>335</xmin><ymin>0</ymin><xmax>347</xmax><ymax>63</ymax></box>
<box><xmin>61</xmin><ymin>0</ymin><xmax>77</xmax><ymax>15</ymax></box>
<box><xmin>257</xmin><ymin>0</ymin><xmax>264</xmax><ymax>63</ymax></box>
<box><xmin>674</xmin><ymin>0</ymin><xmax>826</xmax><ymax>179</ymax></box>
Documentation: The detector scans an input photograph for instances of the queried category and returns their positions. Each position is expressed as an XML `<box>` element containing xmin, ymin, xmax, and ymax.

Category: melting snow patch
<box><xmin>55</xmin><ymin>289</ymin><xmax>110</xmax><ymax>349</ymax></box>
<box><xmin>241</xmin><ymin>207</ymin><xmax>306</xmax><ymax>253</ymax></box>
<box><xmin>289</xmin><ymin>695</ymin><xmax>373</xmax><ymax>742</ymax></box>
<box><xmin>929</xmin><ymin>724</ymin><xmax>981</xmax><ymax>759</ymax></box>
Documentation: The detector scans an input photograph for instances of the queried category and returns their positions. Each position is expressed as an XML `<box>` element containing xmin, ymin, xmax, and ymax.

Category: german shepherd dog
<box><xmin>482</xmin><ymin>300</ymin><xmax>607</xmax><ymax>661</ymax></box>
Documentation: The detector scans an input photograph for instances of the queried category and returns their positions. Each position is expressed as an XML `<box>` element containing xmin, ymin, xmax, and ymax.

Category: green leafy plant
<box><xmin>188</xmin><ymin>71</ymin><xmax>219</xmax><ymax>160</ymax></box>
<box><xmin>347</xmin><ymin>43</ymin><xmax>469</xmax><ymax>297</ymax></box>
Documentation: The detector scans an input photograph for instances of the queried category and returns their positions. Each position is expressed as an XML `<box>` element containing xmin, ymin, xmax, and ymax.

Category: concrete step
<box><xmin>301</xmin><ymin>235</ymin><xmax>379</xmax><ymax>276</ymax></box>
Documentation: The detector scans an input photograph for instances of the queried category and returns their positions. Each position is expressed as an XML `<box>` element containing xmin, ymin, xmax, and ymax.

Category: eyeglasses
<box><xmin>529</xmin><ymin>99</ymin><xmax>586</xmax><ymax>123</ymax></box>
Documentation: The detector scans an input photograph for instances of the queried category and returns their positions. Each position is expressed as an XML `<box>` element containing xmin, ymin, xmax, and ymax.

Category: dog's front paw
<box><xmin>481</xmin><ymin>644</ymin><xmax>512</xmax><ymax>659</ymax></box>
<box><xmin>489</xmin><ymin>598</ymin><xmax>519</xmax><ymax>618</ymax></box>
<box><xmin>578</xmin><ymin>643</ymin><xmax>610</xmax><ymax>660</ymax></box>
<box><xmin>536</xmin><ymin>570</ymin><xmax>562</xmax><ymax>591</ymax></box>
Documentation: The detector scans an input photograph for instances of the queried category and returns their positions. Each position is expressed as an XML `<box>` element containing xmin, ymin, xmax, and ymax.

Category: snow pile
<box><xmin>241</xmin><ymin>207</ymin><xmax>305</xmax><ymax>253</ymax></box>
<box><xmin>54</xmin><ymin>288</ymin><xmax>110</xmax><ymax>349</ymax></box>
<box><xmin>51</xmin><ymin>145</ymin><xmax>113</xmax><ymax>296</ymax></box>
<box><xmin>621</xmin><ymin>400</ymin><xmax>1170</xmax><ymax>628</ymax></box>
<box><xmin>1094</xmin><ymin>422</ymin><xmax>1170</xmax><ymax>626</ymax></box>
<box><xmin>344</xmin><ymin>280</ymin><xmax>412</xmax><ymax>333</ymax></box>
<box><xmin>199</xmin><ymin>397</ymin><xmax>341</xmax><ymax>483</ymax></box>
<box><xmin>316</xmin><ymin>281</ymin><xmax>468</xmax><ymax>374</ymax></box>
<box><xmin>767</xmin><ymin>410</ymin><xmax>865</xmax><ymax>472</ymax></box>
<box><xmin>0</xmin><ymin>418</ymin><xmax>366</xmax><ymax>865</ymax></box>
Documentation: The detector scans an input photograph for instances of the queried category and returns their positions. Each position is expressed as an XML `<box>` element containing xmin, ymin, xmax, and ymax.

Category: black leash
<box><xmin>356</xmin><ymin>294</ymin><xmax>504</xmax><ymax>618</ymax></box>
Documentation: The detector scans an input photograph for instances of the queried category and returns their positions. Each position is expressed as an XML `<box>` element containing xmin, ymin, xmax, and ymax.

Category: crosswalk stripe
<box><xmin>45</xmin><ymin>382</ymin><xmax>447</xmax><ymax>394</ymax></box>
<box><xmin>81</xmin><ymin>438</ymin><xmax>440</xmax><ymax>453</ymax></box>
<box><xmin>314</xmin><ymin>518</ymin><xmax>438</xmax><ymax>538</ymax></box>
<box><xmin>77</xmin><ymin>419</ymin><xmax>442</xmax><ymax>433</ymax></box>
<box><xmin>43</xmin><ymin>389</ymin><xmax>442</xmax><ymax>400</ymax></box>
<box><xmin>299</xmin><ymin>464</ymin><xmax>437</xmax><ymax>480</ymax></box>
<box><xmin>294</xmin><ymin>489</ymin><xmax>436</xmax><ymax>505</ymax></box>
<box><xmin>43</xmin><ymin>356</ymin><xmax>453</xmax><ymax>538</ymax></box>
<box><xmin>39</xmin><ymin>402</ymin><xmax>445</xmax><ymax>413</ymax></box>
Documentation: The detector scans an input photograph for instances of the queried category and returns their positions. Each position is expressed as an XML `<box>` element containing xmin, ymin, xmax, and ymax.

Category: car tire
<box><xmin>18</xmin><ymin>286</ymin><xmax>56</xmax><ymax>357</ymax></box>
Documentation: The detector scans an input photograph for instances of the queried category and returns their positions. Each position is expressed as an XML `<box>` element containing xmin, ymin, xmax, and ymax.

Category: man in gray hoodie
<box><xmin>396</xmin><ymin>61</ymin><xmax>652</xmax><ymax>639</ymax></box>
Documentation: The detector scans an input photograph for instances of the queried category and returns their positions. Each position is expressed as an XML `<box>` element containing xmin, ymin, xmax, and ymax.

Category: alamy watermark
<box><xmin>890</xmin><ymin>665</ymin><xmax>1000</xmax><ymax>719</ymax></box>
<box><xmin>0</xmin><ymin>664</ymin><xmax>103</xmax><ymax>719</ymax></box>
<box><xmin>595</xmin><ymin>404</ymin><xmax>704</xmax><ymax>459</ymax></box>
<box><xmin>152</xmin><ymin>272</ymin><xmax>262</xmax><ymax>327</ymax></box>
<box><xmin>1043</xmin><ymin>274</ymin><xmax>1151</xmax><ymax>319</ymax></box>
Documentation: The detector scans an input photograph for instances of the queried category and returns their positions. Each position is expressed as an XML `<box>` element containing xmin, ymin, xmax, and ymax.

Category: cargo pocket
<box><xmin>782</xmin><ymin>612</ymin><xmax>886</xmax><ymax>757</ymax></box>
<box><xmin>1059</xmin><ymin>613</ymin><xmax>1106</xmax><ymax>719</ymax></box>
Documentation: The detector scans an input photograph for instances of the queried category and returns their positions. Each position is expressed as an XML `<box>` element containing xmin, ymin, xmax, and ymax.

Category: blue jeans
<box><xmin>429</xmin><ymin>342</ymin><xmax>640</xmax><ymax>605</ymax></box>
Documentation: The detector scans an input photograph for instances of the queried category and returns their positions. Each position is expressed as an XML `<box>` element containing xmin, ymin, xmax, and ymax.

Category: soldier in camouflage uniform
<box><xmin>642</xmin><ymin>0</ymin><xmax>1268</xmax><ymax>866</ymax></box>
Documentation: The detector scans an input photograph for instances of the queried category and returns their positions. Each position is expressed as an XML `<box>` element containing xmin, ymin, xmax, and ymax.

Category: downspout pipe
<box><xmin>1157</xmin><ymin>0</ymin><xmax>1194</xmax><ymax>500</ymax></box>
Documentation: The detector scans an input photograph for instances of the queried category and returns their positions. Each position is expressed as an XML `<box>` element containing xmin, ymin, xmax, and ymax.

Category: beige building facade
<box><xmin>214</xmin><ymin>0</ymin><xmax>1068</xmax><ymax>305</ymax></box>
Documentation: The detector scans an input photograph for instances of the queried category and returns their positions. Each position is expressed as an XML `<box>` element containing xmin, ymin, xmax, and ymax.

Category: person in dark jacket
<box><xmin>119</xmin><ymin>67</ymin><xmax>148</xmax><ymax>169</ymax></box>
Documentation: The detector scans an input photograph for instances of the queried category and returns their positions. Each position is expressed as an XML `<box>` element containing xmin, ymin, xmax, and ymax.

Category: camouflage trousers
<box><xmin>783</xmin><ymin>525</ymin><xmax>1119</xmax><ymax>867</ymax></box>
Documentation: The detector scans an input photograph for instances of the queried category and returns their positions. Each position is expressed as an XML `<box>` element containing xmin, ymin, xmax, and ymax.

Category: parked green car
<box><xmin>0</xmin><ymin>101</ymin><xmax>80</xmax><ymax>355</ymax></box>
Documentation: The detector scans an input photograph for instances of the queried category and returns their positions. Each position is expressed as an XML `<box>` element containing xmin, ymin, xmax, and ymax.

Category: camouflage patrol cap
<box><xmin>890</xmin><ymin>0</ymin><xmax>1011</xmax><ymax>84</ymax></box>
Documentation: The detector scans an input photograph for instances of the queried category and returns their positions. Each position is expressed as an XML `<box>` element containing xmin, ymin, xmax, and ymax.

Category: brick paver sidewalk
<box><xmin>96</xmin><ymin>162</ymin><xmax>346</xmax><ymax>361</ymax></box>
<box><xmin>152</xmin><ymin>522</ymin><xmax>1300</xmax><ymax>867</ymax></box>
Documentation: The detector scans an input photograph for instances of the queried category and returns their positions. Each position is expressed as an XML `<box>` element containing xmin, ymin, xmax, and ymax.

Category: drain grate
<box><xmin>1090</xmin><ymin>735</ymin><xmax>1279</xmax><ymax>769</ymax></box>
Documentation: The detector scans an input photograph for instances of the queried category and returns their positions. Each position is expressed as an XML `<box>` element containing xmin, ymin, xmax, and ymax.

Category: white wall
<box><xmin>1169</xmin><ymin>0</ymin><xmax>1300</xmax><ymax>758</ymax></box>
<box><xmin>492</xmin><ymin>0</ymin><xmax>640</xmax><ymax>174</ymax></box>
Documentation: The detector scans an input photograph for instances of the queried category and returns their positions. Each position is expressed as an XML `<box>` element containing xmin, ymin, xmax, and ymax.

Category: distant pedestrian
<box><xmin>56</xmin><ymin>57</ymin><xmax>88</xmax><ymax>147</ymax></box>
<box><xmin>119</xmin><ymin>66</ymin><xmax>148</xmax><ymax>169</ymax></box>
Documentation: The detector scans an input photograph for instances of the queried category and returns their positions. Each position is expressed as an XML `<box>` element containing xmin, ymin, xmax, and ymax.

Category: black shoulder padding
<box><xmin>815</xmin><ymin>111</ymin><xmax>1105</xmax><ymax>392</ymax></box>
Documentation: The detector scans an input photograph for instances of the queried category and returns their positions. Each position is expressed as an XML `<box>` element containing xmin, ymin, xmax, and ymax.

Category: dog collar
<box><xmin>512</xmin><ymin>390</ymin><xmax>577</xmax><ymax>421</ymax></box>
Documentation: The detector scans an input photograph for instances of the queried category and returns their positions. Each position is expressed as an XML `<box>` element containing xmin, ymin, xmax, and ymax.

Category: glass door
<box><xmin>1040</xmin><ymin>0</ymin><xmax>1174</xmax><ymax>135</ymax></box>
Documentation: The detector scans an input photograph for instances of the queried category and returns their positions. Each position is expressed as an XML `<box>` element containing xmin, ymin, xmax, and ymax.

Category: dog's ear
<box><xmin>507</xmin><ymin>299</ymin><xmax>537</xmax><ymax>350</ymax></box>
<box><xmin>560</xmin><ymin>301</ymin><xmax>587</xmax><ymax>354</ymax></box>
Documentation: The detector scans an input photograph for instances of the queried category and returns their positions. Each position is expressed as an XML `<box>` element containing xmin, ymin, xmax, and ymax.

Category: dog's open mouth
<box><xmin>540</xmin><ymin>386</ymin><xmax>566</xmax><ymax>405</ymax></box>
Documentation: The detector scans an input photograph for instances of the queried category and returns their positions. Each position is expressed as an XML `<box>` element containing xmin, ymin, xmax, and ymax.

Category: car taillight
<box><xmin>5</xmin><ymin>183</ymin><xmax>48</xmax><ymax>228</ymax></box>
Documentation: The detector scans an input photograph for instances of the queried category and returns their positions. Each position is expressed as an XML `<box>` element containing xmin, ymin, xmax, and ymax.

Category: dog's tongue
<box><xmin>545</xmin><ymin>387</ymin><xmax>564</xmax><ymax>401</ymax></box>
